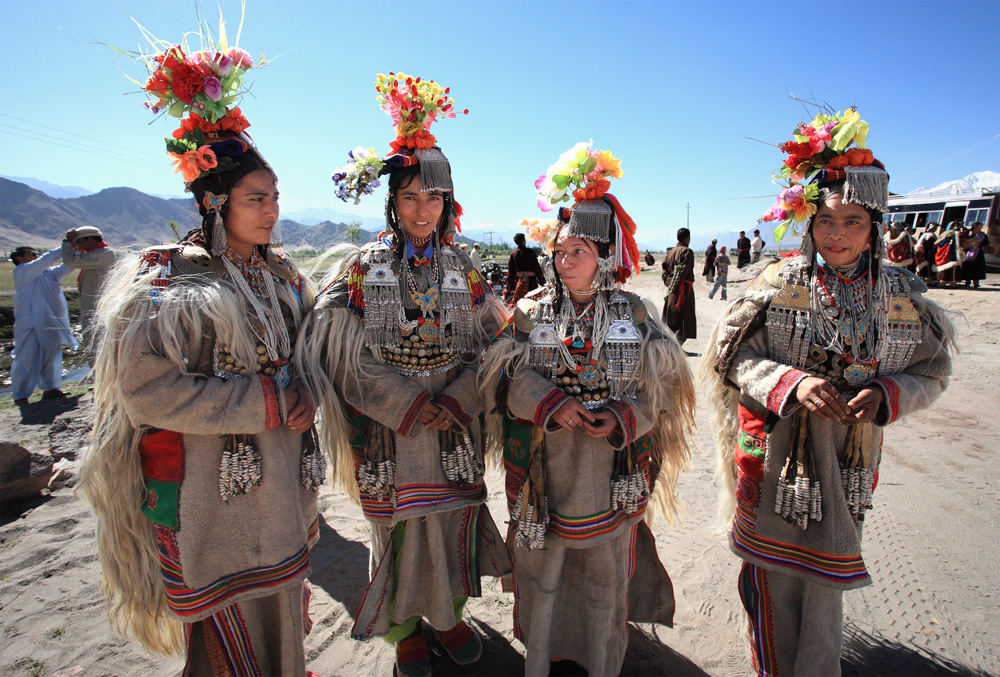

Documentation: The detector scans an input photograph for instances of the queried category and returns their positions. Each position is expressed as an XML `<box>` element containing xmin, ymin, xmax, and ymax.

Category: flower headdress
<box><xmin>332</xmin><ymin>72</ymin><xmax>467</xmax><ymax>204</ymax></box>
<box><xmin>534</xmin><ymin>142</ymin><xmax>639</xmax><ymax>285</ymax></box>
<box><xmin>760</xmin><ymin>107</ymin><xmax>888</xmax><ymax>241</ymax></box>
<box><xmin>118</xmin><ymin>10</ymin><xmax>263</xmax><ymax>185</ymax></box>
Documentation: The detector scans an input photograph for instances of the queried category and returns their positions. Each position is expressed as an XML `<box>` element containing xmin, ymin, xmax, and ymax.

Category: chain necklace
<box><xmin>221</xmin><ymin>248</ymin><xmax>290</xmax><ymax>362</ymax></box>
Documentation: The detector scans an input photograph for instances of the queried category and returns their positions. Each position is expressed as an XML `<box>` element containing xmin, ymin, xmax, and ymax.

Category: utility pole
<box><xmin>484</xmin><ymin>230</ymin><xmax>496</xmax><ymax>254</ymax></box>
<box><xmin>686</xmin><ymin>203</ymin><xmax>691</xmax><ymax>229</ymax></box>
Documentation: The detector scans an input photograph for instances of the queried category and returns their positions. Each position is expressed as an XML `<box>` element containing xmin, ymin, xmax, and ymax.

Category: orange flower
<box><xmin>572</xmin><ymin>178</ymin><xmax>610</xmax><ymax>201</ymax></box>
<box><xmin>169</xmin><ymin>145</ymin><xmax>218</xmax><ymax>182</ymax></box>
<box><xmin>596</xmin><ymin>150</ymin><xmax>623</xmax><ymax>179</ymax></box>
<box><xmin>828</xmin><ymin>154</ymin><xmax>850</xmax><ymax>169</ymax></box>
<box><xmin>172</xmin><ymin>108</ymin><xmax>251</xmax><ymax>140</ymax></box>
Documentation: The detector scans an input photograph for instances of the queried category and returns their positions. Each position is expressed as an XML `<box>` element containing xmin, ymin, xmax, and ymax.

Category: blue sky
<box><xmin>1</xmin><ymin>0</ymin><xmax>997</xmax><ymax>248</ymax></box>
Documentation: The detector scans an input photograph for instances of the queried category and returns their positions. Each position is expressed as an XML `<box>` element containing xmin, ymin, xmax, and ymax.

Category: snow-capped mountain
<box><xmin>909</xmin><ymin>170</ymin><xmax>1000</xmax><ymax>196</ymax></box>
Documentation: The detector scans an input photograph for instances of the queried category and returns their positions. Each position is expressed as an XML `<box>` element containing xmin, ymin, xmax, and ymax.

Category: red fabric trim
<box><xmin>767</xmin><ymin>369</ymin><xmax>808</xmax><ymax>414</ymax></box>
<box><xmin>435</xmin><ymin>393</ymin><xmax>472</xmax><ymax>430</ymax></box>
<box><xmin>140</xmin><ymin>430</ymin><xmax>184</xmax><ymax>482</ymax></box>
<box><xmin>875</xmin><ymin>377</ymin><xmax>900</xmax><ymax>424</ymax></box>
<box><xmin>535</xmin><ymin>389</ymin><xmax>569</xmax><ymax>428</ymax></box>
<box><xmin>398</xmin><ymin>390</ymin><xmax>433</xmax><ymax>436</ymax></box>
<box><xmin>260</xmin><ymin>377</ymin><xmax>283</xmax><ymax>430</ymax></box>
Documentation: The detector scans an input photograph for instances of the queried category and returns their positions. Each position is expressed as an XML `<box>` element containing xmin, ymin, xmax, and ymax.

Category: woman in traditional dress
<box><xmin>885</xmin><ymin>222</ymin><xmax>915</xmax><ymax>270</ymax></box>
<box><xmin>962</xmin><ymin>221</ymin><xmax>989</xmax><ymax>288</ymax></box>
<box><xmin>481</xmin><ymin>143</ymin><xmax>695</xmax><ymax>677</ymax></box>
<box><xmin>702</xmin><ymin>108</ymin><xmax>954</xmax><ymax>675</ymax></box>
<box><xmin>80</xmin><ymin>24</ymin><xmax>324</xmax><ymax>675</ymax></box>
<box><xmin>298</xmin><ymin>73</ymin><xmax>510</xmax><ymax>677</ymax></box>
<box><xmin>933</xmin><ymin>220</ymin><xmax>964</xmax><ymax>288</ymax></box>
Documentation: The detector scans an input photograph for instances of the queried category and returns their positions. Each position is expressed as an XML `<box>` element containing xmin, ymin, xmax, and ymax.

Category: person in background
<box><xmin>661</xmin><ymin>227</ymin><xmax>697</xmax><ymax>345</ymax></box>
<box><xmin>645</xmin><ymin>249</ymin><xmax>656</xmax><ymax>267</ymax></box>
<box><xmin>507</xmin><ymin>232</ymin><xmax>546</xmax><ymax>304</ymax></box>
<box><xmin>62</xmin><ymin>226</ymin><xmax>116</xmax><ymax>362</ymax></box>
<box><xmin>470</xmin><ymin>242</ymin><xmax>484</xmax><ymax>274</ymax></box>
<box><xmin>10</xmin><ymin>245</ymin><xmax>78</xmax><ymax>405</ymax></box>
<box><xmin>885</xmin><ymin>222</ymin><xmax>915</xmax><ymax>272</ymax></box>
<box><xmin>736</xmin><ymin>230</ymin><xmax>752</xmax><ymax>268</ymax></box>
<box><xmin>962</xmin><ymin>222</ymin><xmax>988</xmax><ymax>289</ymax></box>
<box><xmin>707</xmin><ymin>245</ymin><xmax>730</xmax><ymax>301</ymax></box>
<box><xmin>703</xmin><ymin>238</ymin><xmax>717</xmax><ymax>283</ymax></box>
<box><xmin>915</xmin><ymin>222</ymin><xmax>938</xmax><ymax>285</ymax></box>
<box><xmin>933</xmin><ymin>221</ymin><xmax>963</xmax><ymax>288</ymax></box>
<box><xmin>751</xmin><ymin>228</ymin><xmax>765</xmax><ymax>264</ymax></box>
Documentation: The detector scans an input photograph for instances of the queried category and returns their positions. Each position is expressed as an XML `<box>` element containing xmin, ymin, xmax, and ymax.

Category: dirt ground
<box><xmin>0</xmin><ymin>264</ymin><xmax>997</xmax><ymax>676</ymax></box>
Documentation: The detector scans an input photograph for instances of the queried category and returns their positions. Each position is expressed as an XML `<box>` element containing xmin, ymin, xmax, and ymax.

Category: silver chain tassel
<box><xmin>439</xmin><ymin>430</ymin><xmax>484</xmax><ymax>486</ymax></box>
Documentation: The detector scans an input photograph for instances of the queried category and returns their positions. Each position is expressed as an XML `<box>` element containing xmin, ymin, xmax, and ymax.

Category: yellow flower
<box><xmin>597</xmin><ymin>150</ymin><xmax>623</xmax><ymax>179</ymax></box>
<box><xmin>853</xmin><ymin>120</ymin><xmax>869</xmax><ymax>149</ymax></box>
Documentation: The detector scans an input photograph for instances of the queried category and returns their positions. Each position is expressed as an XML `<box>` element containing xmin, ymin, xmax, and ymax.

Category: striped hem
<box><xmin>548</xmin><ymin>503</ymin><xmax>644</xmax><ymax>541</ymax></box>
<box><xmin>767</xmin><ymin>368</ymin><xmax>808</xmax><ymax>415</ymax></box>
<box><xmin>160</xmin><ymin>544</ymin><xmax>311</xmax><ymax>617</ymax></box>
<box><xmin>740</xmin><ymin>561</ymin><xmax>778</xmax><ymax>676</ymax></box>
<box><xmin>359</xmin><ymin>482</ymin><xmax>485</xmax><ymax>520</ymax></box>
<box><xmin>535</xmin><ymin>389</ymin><xmax>568</xmax><ymax>427</ymax></box>
<box><xmin>731</xmin><ymin>508</ymin><xmax>868</xmax><ymax>584</ymax></box>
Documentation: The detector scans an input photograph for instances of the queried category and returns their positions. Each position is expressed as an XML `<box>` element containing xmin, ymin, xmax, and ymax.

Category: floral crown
<box><xmin>531</xmin><ymin>143</ymin><xmax>639</xmax><ymax>283</ymax></box>
<box><xmin>534</xmin><ymin>141</ymin><xmax>624</xmax><ymax>213</ymax></box>
<box><xmin>332</xmin><ymin>72</ymin><xmax>468</xmax><ymax>205</ymax></box>
<box><xmin>760</xmin><ymin>107</ymin><xmax>888</xmax><ymax>241</ymax></box>
<box><xmin>123</xmin><ymin>12</ymin><xmax>262</xmax><ymax>183</ymax></box>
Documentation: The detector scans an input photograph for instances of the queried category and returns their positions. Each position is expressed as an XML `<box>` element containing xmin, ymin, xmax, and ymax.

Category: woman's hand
<box><xmin>418</xmin><ymin>402</ymin><xmax>456</xmax><ymax>431</ymax></box>
<box><xmin>284</xmin><ymin>381</ymin><xmax>317</xmax><ymax>434</ymax></box>
<box><xmin>795</xmin><ymin>376</ymin><xmax>852</xmax><ymax>423</ymax></box>
<box><xmin>583</xmin><ymin>410</ymin><xmax>619</xmax><ymax>439</ymax></box>
<box><xmin>843</xmin><ymin>388</ymin><xmax>884</xmax><ymax>424</ymax></box>
<box><xmin>551</xmin><ymin>398</ymin><xmax>596</xmax><ymax>431</ymax></box>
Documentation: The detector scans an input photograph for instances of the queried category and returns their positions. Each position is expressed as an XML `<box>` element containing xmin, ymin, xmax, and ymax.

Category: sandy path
<box><xmin>1</xmin><ymin>265</ymin><xmax>996</xmax><ymax>676</ymax></box>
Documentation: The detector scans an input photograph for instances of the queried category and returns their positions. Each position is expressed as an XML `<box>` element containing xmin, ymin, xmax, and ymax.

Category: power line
<box><xmin>0</xmin><ymin>128</ymin><xmax>164</xmax><ymax>169</ymax></box>
<box><xmin>0</xmin><ymin>112</ymin><xmax>163</xmax><ymax>160</ymax></box>
<box><xmin>0</xmin><ymin>122</ymin><xmax>163</xmax><ymax>167</ymax></box>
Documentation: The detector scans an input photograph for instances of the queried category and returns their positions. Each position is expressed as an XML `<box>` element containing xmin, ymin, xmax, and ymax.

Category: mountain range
<box><xmin>0</xmin><ymin>177</ymin><xmax>386</xmax><ymax>252</ymax></box>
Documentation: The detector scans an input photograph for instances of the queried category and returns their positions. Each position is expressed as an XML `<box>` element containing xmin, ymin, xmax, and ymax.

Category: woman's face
<box><xmin>811</xmin><ymin>194</ymin><xmax>872</xmax><ymax>267</ymax></box>
<box><xmin>224</xmin><ymin>168</ymin><xmax>279</xmax><ymax>258</ymax></box>
<box><xmin>394</xmin><ymin>174</ymin><xmax>445</xmax><ymax>242</ymax></box>
<box><xmin>553</xmin><ymin>231</ymin><xmax>599</xmax><ymax>294</ymax></box>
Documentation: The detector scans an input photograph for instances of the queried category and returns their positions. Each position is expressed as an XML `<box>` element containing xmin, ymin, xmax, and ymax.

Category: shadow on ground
<box><xmin>621</xmin><ymin>624</ymin><xmax>710</xmax><ymax>676</ymax></box>
<box><xmin>308</xmin><ymin>513</ymin><xmax>371</xmax><ymax>623</ymax></box>
<box><xmin>842</xmin><ymin>624</ymin><xmax>989</xmax><ymax>677</ymax></box>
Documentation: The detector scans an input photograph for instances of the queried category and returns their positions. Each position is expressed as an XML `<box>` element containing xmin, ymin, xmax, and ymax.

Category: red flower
<box><xmin>145</xmin><ymin>70</ymin><xmax>171</xmax><ymax>96</ymax></box>
<box><xmin>172</xmin><ymin>107</ymin><xmax>252</xmax><ymax>139</ymax></box>
<box><xmin>159</xmin><ymin>45</ymin><xmax>185</xmax><ymax>72</ymax></box>
<box><xmin>780</xmin><ymin>141</ymin><xmax>810</xmax><ymax>156</ymax></box>
<box><xmin>784</xmin><ymin>155</ymin><xmax>809</xmax><ymax>170</ymax></box>
<box><xmin>171</xmin><ymin>61</ymin><xmax>209</xmax><ymax>103</ymax></box>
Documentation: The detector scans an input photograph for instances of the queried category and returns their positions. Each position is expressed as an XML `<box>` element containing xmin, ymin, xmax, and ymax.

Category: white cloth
<box><xmin>751</xmin><ymin>236</ymin><xmax>764</xmax><ymax>254</ymax></box>
<box><xmin>11</xmin><ymin>247</ymin><xmax>77</xmax><ymax>399</ymax></box>
<box><xmin>469</xmin><ymin>248</ymin><xmax>484</xmax><ymax>274</ymax></box>
<box><xmin>61</xmin><ymin>240</ymin><xmax>115</xmax><ymax>356</ymax></box>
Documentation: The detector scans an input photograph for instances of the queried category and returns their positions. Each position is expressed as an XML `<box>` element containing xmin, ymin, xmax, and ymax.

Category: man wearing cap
<box><xmin>62</xmin><ymin>227</ymin><xmax>116</xmax><ymax>361</ymax></box>
<box><xmin>470</xmin><ymin>242</ymin><xmax>484</xmax><ymax>274</ymax></box>
<box><xmin>10</xmin><ymin>245</ymin><xmax>79</xmax><ymax>405</ymax></box>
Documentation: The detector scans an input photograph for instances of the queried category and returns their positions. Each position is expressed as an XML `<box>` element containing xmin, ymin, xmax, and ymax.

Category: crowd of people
<box><xmin>4</xmin><ymin>14</ymin><xmax>970</xmax><ymax>677</ymax></box>
<box><xmin>892</xmin><ymin>220</ymin><xmax>989</xmax><ymax>289</ymax></box>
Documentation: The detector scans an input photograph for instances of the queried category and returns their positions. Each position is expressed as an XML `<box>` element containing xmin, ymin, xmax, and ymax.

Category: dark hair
<box><xmin>513</xmin><ymin>232</ymin><xmax>527</xmax><ymax>247</ymax></box>
<box><xmin>187</xmin><ymin>145</ymin><xmax>276</xmax><ymax>254</ymax></box>
<box><xmin>677</xmin><ymin>227</ymin><xmax>691</xmax><ymax>243</ymax></box>
<box><xmin>10</xmin><ymin>246</ymin><xmax>36</xmax><ymax>264</ymax></box>
<box><xmin>753</xmin><ymin>229</ymin><xmax>760</xmax><ymax>235</ymax></box>
<box><xmin>384</xmin><ymin>162</ymin><xmax>455</xmax><ymax>257</ymax></box>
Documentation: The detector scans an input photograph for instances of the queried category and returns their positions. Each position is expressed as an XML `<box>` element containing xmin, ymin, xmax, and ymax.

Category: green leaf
<box><xmin>168</xmin><ymin>101</ymin><xmax>186</xmax><ymax>118</ymax></box>
<box><xmin>552</xmin><ymin>174</ymin><xmax>570</xmax><ymax>190</ymax></box>
<box><xmin>578</xmin><ymin>157</ymin><xmax>597</xmax><ymax>175</ymax></box>
<box><xmin>773</xmin><ymin>218</ymin><xmax>791</xmax><ymax>242</ymax></box>
<box><xmin>830</xmin><ymin>120</ymin><xmax>856</xmax><ymax>152</ymax></box>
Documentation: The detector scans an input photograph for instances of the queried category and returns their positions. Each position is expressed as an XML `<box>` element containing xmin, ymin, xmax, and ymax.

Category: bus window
<box><xmin>966</xmin><ymin>208</ymin><xmax>988</xmax><ymax>227</ymax></box>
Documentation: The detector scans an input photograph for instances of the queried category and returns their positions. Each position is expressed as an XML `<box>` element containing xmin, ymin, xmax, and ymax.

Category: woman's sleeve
<box><xmin>604</xmin><ymin>393</ymin><xmax>657</xmax><ymax>450</ymax></box>
<box><xmin>715</xmin><ymin>298</ymin><xmax>809</xmax><ymax>418</ymax></box>
<box><xmin>506</xmin><ymin>362</ymin><xmax>570</xmax><ymax>431</ymax></box>
<box><xmin>870</xmin><ymin>298</ymin><xmax>953</xmax><ymax>426</ymax></box>
<box><xmin>332</xmin><ymin>335</ymin><xmax>434</xmax><ymax>438</ymax></box>
<box><xmin>117</xmin><ymin>320</ymin><xmax>288</xmax><ymax>436</ymax></box>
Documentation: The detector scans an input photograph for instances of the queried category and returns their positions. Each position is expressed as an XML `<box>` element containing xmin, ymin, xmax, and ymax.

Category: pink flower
<box><xmin>215</xmin><ymin>54</ymin><xmax>233</xmax><ymax>77</ymax></box>
<box><xmin>534</xmin><ymin>174</ymin><xmax>547</xmax><ymax>191</ymax></box>
<box><xmin>799</xmin><ymin>123</ymin><xmax>832</xmax><ymax>155</ymax></box>
<box><xmin>537</xmin><ymin>197</ymin><xmax>554</xmax><ymax>212</ymax></box>
<box><xmin>760</xmin><ymin>205</ymin><xmax>789</xmax><ymax>223</ymax></box>
<box><xmin>203</xmin><ymin>76</ymin><xmax>222</xmax><ymax>101</ymax></box>
<box><xmin>228</xmin><ymin>47</ymin><xmax>252</xmax><ymax>69</ymax></box>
